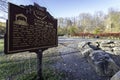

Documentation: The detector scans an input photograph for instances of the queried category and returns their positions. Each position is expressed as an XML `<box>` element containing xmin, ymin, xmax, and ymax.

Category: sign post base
<box><xmin>36</xmin><ymin>50</ymin><xmax>43</xmax><ymax>80</ymax></box>
<box><xmin>35</xmin><ymin>49</ymin><xmax>47</xmax><ymax>80</ymax></box>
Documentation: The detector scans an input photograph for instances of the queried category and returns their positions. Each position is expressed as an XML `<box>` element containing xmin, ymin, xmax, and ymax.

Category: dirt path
<box><xmin>53</xmin><ymin>42</ymin><xmax>111</xmax><ymax>80</ymax></box>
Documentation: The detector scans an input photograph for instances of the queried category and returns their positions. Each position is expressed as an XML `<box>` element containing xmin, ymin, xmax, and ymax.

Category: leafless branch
<box><xmin>0</xmin><ymin>16</ymin><xmax>7</xmax><ymax>20</ymax></box>
<box><xmin>0</xmin><ymin>0</ymin><xmax>8</xmax><ymax>13</ymax></box>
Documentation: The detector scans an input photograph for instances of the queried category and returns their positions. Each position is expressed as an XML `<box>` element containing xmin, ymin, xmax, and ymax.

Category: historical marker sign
<box><xmin>5</xmin><ymin>3</ymin><xmax>57</xmax><ymax>54</ymax></box>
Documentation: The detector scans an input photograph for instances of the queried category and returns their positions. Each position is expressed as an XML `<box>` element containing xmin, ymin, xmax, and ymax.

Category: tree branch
<box><xmin>0</xmin><ymin>16</ymin><xmax>7</xmax><ymax>20</ymax></box>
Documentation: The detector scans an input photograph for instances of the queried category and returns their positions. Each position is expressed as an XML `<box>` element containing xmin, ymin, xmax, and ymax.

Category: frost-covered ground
<box><xmin>43</xmin><ymin>38</ymin><xmax>114</xmax><ymax>80</ymax></box>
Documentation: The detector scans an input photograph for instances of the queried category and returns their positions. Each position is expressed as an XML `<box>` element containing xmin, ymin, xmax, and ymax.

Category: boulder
<box><xmin>100</xmin><ymin>41</ymin><xmax>114</xmax><ymax>50</ymax></box>
<box><xmin>111</xmin><ymin>71</ymin><xmax>120</xmax><ymax>80</ymax></box>
<box><xmin>79</xmin><ymin>41</ymin><xmax>98</xmax><ymax>57</ymax></box>
<box><xmin>112</xmin><ymin>47</ymin><xmax>120</xmax><ymax>55</ymax></box>
<box><xmin>81</xmin><ymin>48</ymin><xmax>93</xmax><ymax>58</ymax></box>
<box><xmin>78</xmin><ymin>41</ymin><xmax>90</xmax><ymax>49</ymax></box>
<box><xmin>89</xmin><ymin>50</ymin><xmax>120</xmax><ymax>76</ymax></box>
<box><xmin>100</xmin><ymin>41</ymin><xmax>120</xmax><ymax>55</ymax></box>
<box><xmin>78</xmin><ymin>41</ymin><xmax>120</xmax><ymax>76</ymax></box>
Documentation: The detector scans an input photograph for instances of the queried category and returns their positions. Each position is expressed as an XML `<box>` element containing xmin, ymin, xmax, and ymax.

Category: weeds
<box><xmin>0</xmin><ymin>40</ymin><xmax>64</xmax><ymax>80</ymax></box>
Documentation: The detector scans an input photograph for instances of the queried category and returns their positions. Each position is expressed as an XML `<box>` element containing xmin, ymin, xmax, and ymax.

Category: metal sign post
<box><xmin>30</xmin><ymin>48</ymin><xmax>47</xmax><ymax>80</ymax></box>
<box><xmin>36</xmin><ymin>50</ymin><xmax>43</xmax><ymax>80</ymax></box>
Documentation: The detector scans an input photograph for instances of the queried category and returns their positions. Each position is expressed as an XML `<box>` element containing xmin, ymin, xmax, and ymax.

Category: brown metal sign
<box><xmin>4</xmin><ymin>3</ymin><xmax>58</xmax><ymax>54</ymax></box>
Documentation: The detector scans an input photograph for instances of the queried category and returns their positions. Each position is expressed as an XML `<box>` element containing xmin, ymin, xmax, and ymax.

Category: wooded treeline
<box><xmin>0</xmin><ymin>0</ymin><xmax>7</xmax><ymax>36</ymax></box>
<box><xmin>0</xmin><ymin>0</ymin><xmax>120</xmax><ymax>38</ymax></box>
<box><xmin>58</xmin><ymin>8</ymin><xmax>120</xmax><ymax>36</ymax></box>
<box><xmin>0</xmin><ymin>22</ymin><xmax>5</xmax><ymax>36</ymax></box>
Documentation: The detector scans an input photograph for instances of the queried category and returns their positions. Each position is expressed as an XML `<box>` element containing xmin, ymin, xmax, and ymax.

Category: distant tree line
<box><xmin>0</xmin><ymin>1</ymin><xmax>120</xmax><ymax>39</ymax></box>
<box><xmin>0</xmin><ymin>22</ymin><xmax>5</xmax><ymax>35</ymax></box>
<box><xmin>0</xmin><ymin>0</ymin><xmax>7</xmax><ymax>37</ymax></box>
<box><xmin>74</xmin><ymin>32</ymin><xmax>120</xmax><ymax>39</ymax></box>
<box><xmin>0</xmin><ymin>0</ymin><xmax>8</xmax><ymax>20</ymax></box>
<box><xmin>58</xmin><ymin>8</ymin><xmax>120</xmax><ymax>38</ymax></box>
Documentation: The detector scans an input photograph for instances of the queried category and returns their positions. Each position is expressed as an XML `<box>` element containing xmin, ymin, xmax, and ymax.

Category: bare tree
<box><xmin>0</xmin><ymin>0</ymin><xmax>8</xmax><ymax>20</ymax></box>
<box><xmin>0</xmin><ymin>0</ymin><xmax>8</xmax><ymax>13</ymax></box>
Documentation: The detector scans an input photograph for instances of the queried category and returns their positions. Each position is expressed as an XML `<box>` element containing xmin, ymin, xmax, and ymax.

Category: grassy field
<box><xmin>0</xmin><ymin>39</ymin><xmax>64</xmax><ymax>80</ymax></box>
<box><xmin>0</xmin><ymin>53</ymin><xmax>37</xmax><ymax>80</ymax></box>
<box><xmin>0</xmin><ymin>39</ymin><xmax>4</xmax><ymax>53</ymax></box>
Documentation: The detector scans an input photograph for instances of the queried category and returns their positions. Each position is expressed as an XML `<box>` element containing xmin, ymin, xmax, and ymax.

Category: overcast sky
<box><xmin>1</xmin><ymin>0</ymin><xmax>120</xmax><ymax>22</ymax></box>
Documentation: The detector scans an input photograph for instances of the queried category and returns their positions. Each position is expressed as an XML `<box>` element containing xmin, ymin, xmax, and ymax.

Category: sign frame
<box><xmin>4</xmin><ymin>3</ymin><xmax>58</xmax><ymax>54</ymax></box>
